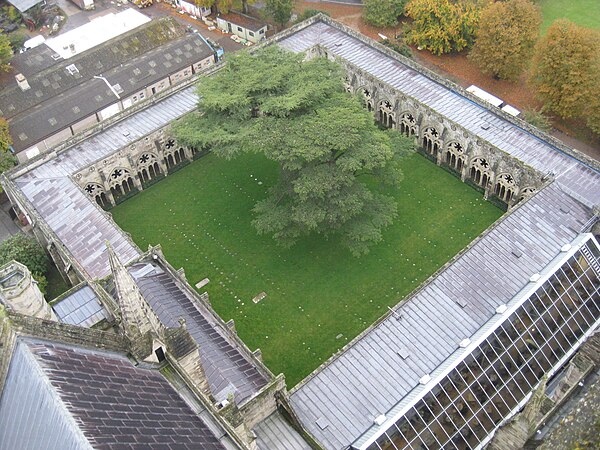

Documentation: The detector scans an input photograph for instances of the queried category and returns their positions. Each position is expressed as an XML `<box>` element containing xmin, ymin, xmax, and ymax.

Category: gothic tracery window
<box><xmin>400</xmin><ymin>113</ymin><xmax>416</xmax><ymax>137</ymax></box>
<box><xmin>378</xmin><ymin>99</ymin><xmax>395</xmax><ymax>128</ymax></box>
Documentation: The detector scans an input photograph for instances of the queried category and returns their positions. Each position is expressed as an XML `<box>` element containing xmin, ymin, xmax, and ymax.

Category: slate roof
<box><xmin>0</xmin><ymin>19</ymin><xmax>185</xmax><ymax>121</ymax></box>
<box><xmin>288</xmin><ymin>183</ymin><xmax>595</xmax><ymax>449</ymax></box>
<box><xmin>130</xmin><ymin>262</ymin><xmax>268</xmax><ymax>403</ymax></box>
<box><xmin>52</xmin><ymin>285</ymin><xmax>108</xmax><ymax>328</ymax></box>
<box><xmin>13</xmin><ymin>86</ymin><xmax>197</xmax><ymax>279</ymax></box>
<box><xmin>277</xmin><ymin>20</ymin><xmax>600</xmax><ymax>208</ymax></box>
<box><xmin>7</xmin><ymin>32</ymin><xmax>213</xmax><ymax>153</ymax></box>
<box><xmin>254</xmin><ymin>411</ymin><xmax>312</xmax><ymax>450</ymax></box>
<box><xmin>0</xmin><ymin>338</ymin><xmax>229</xmax><ymax>449</ymax></box>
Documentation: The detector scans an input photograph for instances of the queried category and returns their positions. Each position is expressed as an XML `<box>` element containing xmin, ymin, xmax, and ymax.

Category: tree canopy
<box><xmin>265</xmin><ymin>0</ymin><xmax>293</xmax><ymax>28</ymax></box>
<box><xmin>363</xmin><ymin>0</ymin><xmax>408</xmax><ymax>28</ymax></box>
<box><xmin>405</xmin><ymin>0</ymin><xmax>483</xmax><ymax>55</ymax></box>
<box><xmin>175</xmin><ymin>47</ymin><xmax>413</xmax><ymax>255</ymax></box>
<box><xmin>0</xmin><ymin>32</ymin><xmax>13</xmax><ymax>73</ymax></box>
<box><xmin>469</xmin><ymin>0</ymin><xmax>541</xmax><ymax>80</ymax></box>
<box><xmin>0</xmin><ymin>118</ymin><xmax>15</xmax><ymax>194</ymax></box>
<box><xmin>529</xmin><ymin>19</ymin><xmax>600</xmax><ymax>132</ymax></box>
<box><xmin>0</xmin><ymin>234</ymin><xmax>48</xmax><ymax>276</ymax></box>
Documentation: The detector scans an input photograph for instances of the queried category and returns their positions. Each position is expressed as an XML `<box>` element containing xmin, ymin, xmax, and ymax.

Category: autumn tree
<box><xmin>405</xmin><ymin>0</ymin><xmax>483</xmax><ymax>55</ymax></box>
<box><xmin>469</xmin><ymin>0</ymin><xmax>541</xmax><ymax>80</ymax></box>
<box><xmin>0</xmin><ymin>118</ymin><xmax>16</xmax><ymax>194</ymax></box>
<box><xmin>265</xmin><ymin>0</ymin><xmax>292</xmax><ymax>28</ymax></box>
<box><xmin>175</xmin><ymin>47</ymin><xmax>413</xmax><ymax>256</ymax></box>
<box><xmin>0</xmin><ymin>32</ymin><xmax>13</xmax><ymax>73</ymax></box>
<box><xmin>363</xmin><ymin>0</ymin><xmax>408</xmax><ymax>28</ymax></box>
<box><xmin>529</xmin><ymin>19</ymin><xmax>600</xmax><ymax>125</ymax></box>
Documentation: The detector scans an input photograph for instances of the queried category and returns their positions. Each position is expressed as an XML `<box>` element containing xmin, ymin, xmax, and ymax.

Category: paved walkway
<box><xmin>0</xmin><ymin>203</ymin><xmax>20</xmax><ymax>244</ymax></box>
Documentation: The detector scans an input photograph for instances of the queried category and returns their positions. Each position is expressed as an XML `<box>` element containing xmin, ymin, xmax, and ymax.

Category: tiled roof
<box><xmin>0</xmin><ymin>338</ymin><xmax>229</xmax><ymax>449</ymax></box>
<box><xmin>130</xmin><ymin>262</ymin><xmax>269</xmax><ymax>403</ymax></box>
<box><xmin>7</xmin><ymin>33</ymin><xmax>213</xmax><ymax>152</ymax></box>
<box><xmin>278</xmin><ymin>21</ymin><xmax>600</xmax><ymax>208</ymax></box>
<box><xmin>288</xmin><ymin>184</ymin><xmax>594</xmax><ymax>449</ymax></box>
<box><xmin>254</xmin><ymin>411</ymin><xmax>312</xmax><ymax>450</ymax></box>
<box><xmin>271</xmin><ymin>20</ymin><xmax>600</xmax><ymax>448</ymax></box>
<box><xmin>13</xmin><ymin>87</ymin><xmax>197</xmax><ymax>279</ymax></box>
<box><xmin>0</xmin><ymin>19</ymin><xmax>185</xmax><ymax>121</ymax></box>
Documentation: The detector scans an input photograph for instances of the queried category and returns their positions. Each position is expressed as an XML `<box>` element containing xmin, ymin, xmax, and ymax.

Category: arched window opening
<box><xmin>378</xmin><ymin>100</ymin><xmax>395</xmax><ymax>128</ymax></box>
<box><xmin>470</xmin><ymin>158</ymin><xmax>490</xmax><ymax>187</ymax></box>
<box><xmin>493</xmin><ymin>173</ymin><xmax>516</xmax><ymax>203</ymax></box>
<box><xmin>422</xmin><ymin>127</ymin><xmax>440</xmax><ymax>156</ymax></box>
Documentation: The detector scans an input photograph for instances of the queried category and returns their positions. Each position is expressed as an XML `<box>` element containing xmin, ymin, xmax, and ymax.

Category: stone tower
<box><xmin>0</xmin><ymin>260</ymin><xmax>56</xmax><ymax>320</ymax></box>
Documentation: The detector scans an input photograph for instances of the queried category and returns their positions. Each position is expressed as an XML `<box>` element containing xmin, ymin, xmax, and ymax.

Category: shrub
<box><xmin>0</xmin><ymin>234</ymin><xmax>48</xmax><ymax>275</ymax></box>
<box><xmin>364</xmin><ymin>0</ymin><xmax>408</xmax><ymax>28</ymax></box>
<box><xmin>381</xmin><ymin>38</ymin><xmax>413</xmax><ymax>58</ymax></box>
<box><xmin>297</xmin><ymin>9</ymin><xmax>329</xmax><ymax>22</ymax></box>
<box><xmin>522</xmin><ymin>108</ymin><xmax>552</xmax><ymax>133</ymax></box>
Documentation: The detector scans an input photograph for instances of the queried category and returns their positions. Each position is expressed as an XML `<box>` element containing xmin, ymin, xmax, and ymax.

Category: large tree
<box><xmin>529</xmin><ymin>19</ymin><xmax>600</xmax><ymax>123</ymax></box>
<box><xmin>405</xmin><ymin>0</ymin><xmax>483</xmax><ymax>55</ymax></box>
<box><xmin>363</xmin><ymin>0</ymin><xmax>408</xmax><ymax>28</ymax></box>
<box><xmin>469</xmin><ymin>0</ymin><xmax>541</xmax><ymax>80</ymax></box>
<box><xmin>265</xmin><ymin>0</ymin><xmax>292</xmax><ymax>28</ymax></box>
<box><xmin>175</xmin><ymin>47</ymin><xmax>413</xmax><ymax>256</ymax></box>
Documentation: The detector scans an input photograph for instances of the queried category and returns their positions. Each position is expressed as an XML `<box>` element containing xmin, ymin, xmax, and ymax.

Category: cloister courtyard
<box><xmin>112</xmin><ymin>151</ymin><xmax>502</xmax><ymax>386</ymax></box>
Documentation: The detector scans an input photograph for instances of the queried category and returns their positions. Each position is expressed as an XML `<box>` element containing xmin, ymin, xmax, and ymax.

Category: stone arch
<box><xmin>358</xmin><ymin>86</ymin><xmax>374</xmax><ymax>112</ymax></box>
<box><xmin>399</xmin><ymin>112</ymin><xmax>417</xmax><ymax>137</ymax></box>
<box><xmin>518</xmin><ymin>187</ymin><xmax>537</xmax><ymax>202</ymax></box>
<box><xmin>422</xmin><ymin>126</ymin><xmax>441</xmax><ymax>157</ymax></box>
<box><xmin>444</xmin><ymin>141</ymin><xmax>465</xmax><ymax>171</ymax></box>
<box><xmin>84</xmin><ymin>182</ymin><xmax>109</xmax><ymax>209</ymax></box>
<box><xmin>493</xmin><ymin>173</ymin><xmax>517</xmax><ymax>203</ymax></box>
<box><xmin>108</xmin><ymin>167</ymin><xmax>134</xmax><ymax>200</ymax></box>
<box><xmin>377</xmin><ymin>99</ymin><xmax>396</xmax><ymax>128</ymax></box>
<box><xmin>136</xmin><ymin>152</ymin><xmax>162</xmax><ymax>184</ymax></box>
<box><xmin>469</xmin><ymin>157</ymin><xmax>492</xmax><ymax>187</ymax></box>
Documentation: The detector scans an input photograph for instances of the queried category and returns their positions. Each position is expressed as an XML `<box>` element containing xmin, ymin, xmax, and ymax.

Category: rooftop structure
<box><xmin>1</xmin><ymin>17</ymin><xmax>217</xmax><ymax>161</ymax></box>
<box><xmin>0</xmin><ymin>14</ymin><xmax>598</xmax><ymax>450</ymax></box>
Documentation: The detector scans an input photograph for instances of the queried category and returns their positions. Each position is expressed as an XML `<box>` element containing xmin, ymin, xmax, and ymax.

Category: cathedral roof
<box><xmin>0</xmin><ymin>337</ymin><xmax>232</xmax><ymax>449</ymax></box>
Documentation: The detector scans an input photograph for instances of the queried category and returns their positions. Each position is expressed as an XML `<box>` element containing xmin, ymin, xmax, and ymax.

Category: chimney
<box><xmin>69</xmin><ymin>43</ymin><xmax>75</xmax><ymax>54</ymax></box>
<box><xmin>15</xmin><ymin>73</ymin><xmax>30</xmax><ymax>92</ymax></box>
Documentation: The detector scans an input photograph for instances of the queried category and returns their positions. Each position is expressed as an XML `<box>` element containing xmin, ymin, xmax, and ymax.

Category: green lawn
<box><xmin>112</xmin><ymin>152</ymin><xmax>502</xmax><ymax>386</ymax></box>
<box><xmin>539</xmin><ymin>0</ymin><xmax>600</xmax><ymax>33</ymax></box>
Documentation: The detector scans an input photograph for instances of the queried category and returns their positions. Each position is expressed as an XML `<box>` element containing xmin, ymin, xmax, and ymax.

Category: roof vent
<box><xmin>560</xmin><ymin>206</ymin><xmax>570</xmax><ymax>214</ymax></box>
<box><xmin>397</xmin><ymin>348</ymin><xmax>410</xmax><ymax>360</ymax></box>
<box><xmin>316</xmin><ymin>417</ymin><xmax>329</xmax><ymax>430</ymax></box>
<box><xmin>459</xmin><ymin>338</ymin><xmax>471</xmax><ymax>348</ymax></box>
<box><xmin>511</xmin><ymin>249</ymin><xmax>522</xmax><ymax>258</ymax></box>
<box><xmin>69</xmin><ymin>43</ymin><xmax>76</xmax><ymax>54</ymax></box>
<box><xmin>51</xmin><ymin>53</ymin><xmax>61</xmax><ymax>60</ymax></box>
<box><xmin>15</xmin><ymin>73</ymin><xmax>30</xmax><ymax>92</ymax></box>
<box><xmin>419</xmin><ymin>375</ymin><xmax>431</xmax><ymax>385</ymax></box>
<box><xmin>496</xmin><ymin>304</ymin><xmax>507</xmax><ymax>314</ymax></box>
<box><xmin>456</xmin><ymin>298</ymin><xmax>468</xmax><ymax>308</ymax></box>
<box><xmin>112</xmin><ymin>83</ymin><xmax>124</xmax><ymax>94</ymax></box>
<box><xmin>373</xmin><ymin>415</ymin><xmax>386</xmax><ymax>426</ymax></box>
<box><xmin>529</xmin><ymin>273</ymin><xmax>541</xmax><ymax>283</ymax></box>
<box><xmin>561</xmin><ymin>244</ymin><xmax>572</xmax><ymax>252</ymax></box>
<box><xmin>65</xmin><ymin>63</ymin><xmax>79</xmax><ymax>75</ymax></box>
<box><xmin>481</xmin><ymin>123</ymin><xmax>490</xmax><ymax>130</ymax></box>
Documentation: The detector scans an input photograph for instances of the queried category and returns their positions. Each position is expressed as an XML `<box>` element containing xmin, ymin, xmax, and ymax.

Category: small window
<box><xmin>249</xmin><ymin>31</ymin><xmax>254</xmax><ymax>37</ymax></box>
<box><xmin>259</xmin><ymin>29</ymin><xmax>265</xmax><ymax>34</ymax></box>
<box><xmin>140</xmin><ymin>92</ymin><xmax>145</xmax><ymax>99</ymax></box>
<box><xmin>237</xmin><ymin>26</ymin><xmax>243</xmax><ymax>32</ymax></box>
<box><xmin>133</xmin><ymin>95</ymin><xmax>138</xmax><ymax>102</ymax></box>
